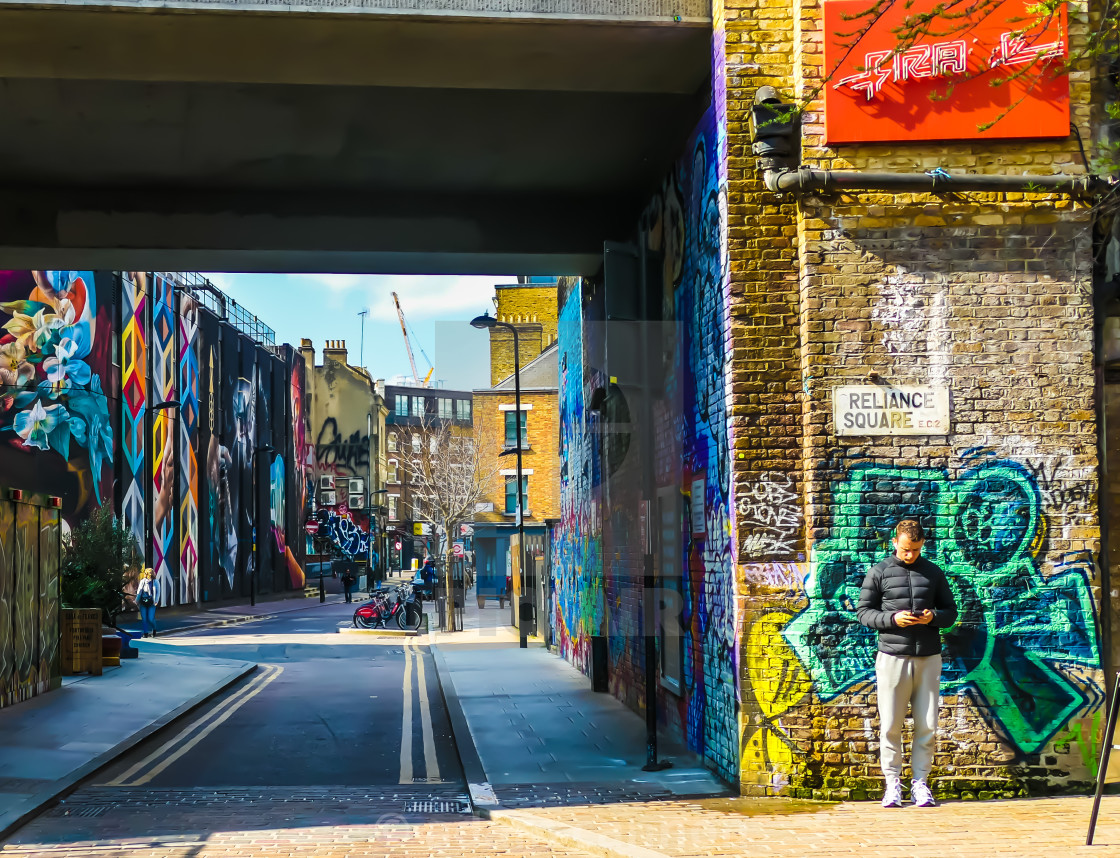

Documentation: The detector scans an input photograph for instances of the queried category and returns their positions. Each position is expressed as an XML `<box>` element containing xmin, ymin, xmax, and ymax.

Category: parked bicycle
<box><xmin>352</xmin><ymin>583</ymin><xmax>423</xmax><ymax>631</ymax></box>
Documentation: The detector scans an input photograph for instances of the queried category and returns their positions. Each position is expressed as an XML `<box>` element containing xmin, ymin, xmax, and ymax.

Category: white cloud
<box><xmin>362</xmin><ymin>275</ymin><xmax>512</xmax><ymax>322</ymax></box>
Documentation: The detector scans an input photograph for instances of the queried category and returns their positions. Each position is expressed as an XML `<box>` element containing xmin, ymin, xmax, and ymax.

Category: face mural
<box><xmin>0</xmin><ymin>271</ymin><xmax>115</xmax><ymax>518</ymax></box>
<box><xmin>783</xmin><ymin>460</ymin><xmax>1101</xmax><ymax>755</ymax></box>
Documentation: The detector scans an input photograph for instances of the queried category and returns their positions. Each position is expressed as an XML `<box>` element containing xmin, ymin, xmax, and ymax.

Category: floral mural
<box><xmin>0</xmin><ymin>271</ymin><xmax>115</xmax><ymax>515</ymax></box>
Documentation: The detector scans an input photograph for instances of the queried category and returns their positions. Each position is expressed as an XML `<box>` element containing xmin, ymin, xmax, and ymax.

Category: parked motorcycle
<box><xmin>353</xmin><ymin>583</ymin><xmax>423</xmax><ymax>631</ymax></box>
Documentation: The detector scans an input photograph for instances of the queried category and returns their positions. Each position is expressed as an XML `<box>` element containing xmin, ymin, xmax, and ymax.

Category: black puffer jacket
<box><xmin>855</xmin><ymin>555</ymin><xmax>958</xmax><ymax>656</ymax></box>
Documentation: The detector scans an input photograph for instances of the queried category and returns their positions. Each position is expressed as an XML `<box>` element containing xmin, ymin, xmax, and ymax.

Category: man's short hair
<box><xmin>895</xmin><ymin>520</ymin><xmax>925</xmax><ymax>541</ymax></box>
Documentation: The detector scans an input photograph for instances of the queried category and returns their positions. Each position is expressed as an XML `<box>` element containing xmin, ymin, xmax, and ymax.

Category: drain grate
<box><xmin>403</xmin><ymin>798</ymin><xmax>471</xmax><ymax>814</ymax></box>
<box><xmin>47</xmin><ymin>805</ymin><xmax>110</xmax><ymax>818</ymax></box>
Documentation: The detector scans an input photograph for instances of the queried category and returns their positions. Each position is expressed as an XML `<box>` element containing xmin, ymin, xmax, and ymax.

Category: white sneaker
<box><xmin>881</xmin><ymin>779</ymin><xmax>903</xmax><ymax>808</ymax></box>
<box><xmin>912</xmin><ymin>779</ymin><xmax>937</xmax><ymax>808</ymax></box>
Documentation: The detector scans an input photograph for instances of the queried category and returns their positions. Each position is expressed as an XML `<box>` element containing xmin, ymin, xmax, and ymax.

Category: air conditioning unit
<box><xmin>319</xmin><ymin>475</ymin><xmax>335</xmax><ymax>490</ymax></box>
<box><xmin>350</xmin><ymin>494</ymin><xmax>365</xmax><ymax>510</ymax></box>
<box><xmin>348</xmin><ymin>478</ymin><xmax>364</xmax><ymax>495</ymax></box>
<box><xmin>320</xmin><ymin>490</ymin><xmax>337</xmax><ymax>506</ymax></box>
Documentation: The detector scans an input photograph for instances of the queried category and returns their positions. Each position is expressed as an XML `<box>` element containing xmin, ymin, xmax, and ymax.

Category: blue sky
<box><xmin>202</xmin><ymin>273</ymin><xmax>515</xmax><ymax>392</ymax></box>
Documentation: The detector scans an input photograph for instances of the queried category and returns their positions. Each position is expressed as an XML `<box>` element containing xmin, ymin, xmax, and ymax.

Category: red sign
<box><xmin>823</xmin><ymin>0</ymin><xmax>1068</xmax><ymax>144</ymax></box>
<box><xmin>453</xmin><ymin>542</ymin><xmax>465</xmax><ymax>557</ymax></box>
<box><xmin>304</xmin><ymin>521</ymin><xmax>320</xmax><ymax>536</ymax></box>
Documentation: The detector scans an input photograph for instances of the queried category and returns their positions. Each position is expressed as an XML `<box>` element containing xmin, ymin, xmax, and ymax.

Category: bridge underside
<box><xmin>0</xmin><ymin>8</ymin><xmax>710</xmax><ymax>274</ymax></box>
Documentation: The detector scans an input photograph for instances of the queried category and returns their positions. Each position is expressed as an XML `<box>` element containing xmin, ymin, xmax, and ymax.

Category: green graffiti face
<box><xmin>783</xmin><ymin>461</ymin><xmax>1100</xmax><ymax>754</ymax></box>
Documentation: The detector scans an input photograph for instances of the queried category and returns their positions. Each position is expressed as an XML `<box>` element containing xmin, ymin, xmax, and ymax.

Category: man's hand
<box><xmin>895</xmin><ymin>610</ymin><xmax>934</xmax><ymax>627</ymax></box>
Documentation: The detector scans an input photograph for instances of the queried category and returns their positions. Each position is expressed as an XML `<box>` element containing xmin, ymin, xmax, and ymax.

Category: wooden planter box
<box><xmin>61</xmin><ymin>608</ymin><xmax>103</xmax><ymax>676</ymax></box>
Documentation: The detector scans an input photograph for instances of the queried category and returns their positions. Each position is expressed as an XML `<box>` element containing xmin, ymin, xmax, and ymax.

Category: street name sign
<box><xmin>834</xmin><ymin>385</ymin><xmax>949</xmax><ymax>436</ymax></box>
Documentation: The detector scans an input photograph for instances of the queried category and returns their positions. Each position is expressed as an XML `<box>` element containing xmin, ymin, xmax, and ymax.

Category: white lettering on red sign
<box><xmin>988</xmin><ymin>32</ymin><xmax>1064</xmax><ymax>68</ymax></box>
<box><xmin>836</xmin><ymin>32</ymin><xmax>1061</xmax><ymax>100</ymax></box>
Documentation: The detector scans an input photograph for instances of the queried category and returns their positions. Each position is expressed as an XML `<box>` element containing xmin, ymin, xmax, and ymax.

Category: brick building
<box><xmin>552</xmin><ymin>0</ymin><xmax>1110</xmax><ymax>800</ymax></box>
<box><xmin>383</xmin><ymin>383</ymin><xmax>473</xmax><ymax>572</ymax></box>
<box><xmin>473</xmin><ymin>280</ymin><xmax>561</xmax><ymax>634</ymax></box>
<box><xmin>298</xmin><ymin>339</ymin><xmax>388</xmax><ymax>582</ymax></box>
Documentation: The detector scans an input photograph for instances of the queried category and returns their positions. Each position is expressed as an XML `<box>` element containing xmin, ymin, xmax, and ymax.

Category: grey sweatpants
<box><xmin>875</xmin><ymin>651</ymin><xmax>941</xmax><ymax>781</ymax></box>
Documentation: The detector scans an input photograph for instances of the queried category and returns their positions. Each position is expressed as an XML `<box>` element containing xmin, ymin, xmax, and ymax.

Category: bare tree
<box><xmin>403</xmin><ymin>413</ymin><xmax>497</xmax><ymax>630</ymax></box>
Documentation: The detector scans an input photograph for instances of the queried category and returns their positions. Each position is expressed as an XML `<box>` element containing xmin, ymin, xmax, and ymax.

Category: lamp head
<box><xmin>470</xmin><ymin>313</ymin><xmax>497</xmax><ymax>330</ymax></box>
<box><xmin>153</xmin><ymin>399</ymin><xmax>181</xmax><ymax>411</ymax></box>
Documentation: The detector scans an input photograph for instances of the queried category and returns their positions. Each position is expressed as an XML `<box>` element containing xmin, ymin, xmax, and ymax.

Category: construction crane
<box><xmin>391</xmin><ymin>291</ymin><xmax>434</xmax><ymax>387</ymax></box>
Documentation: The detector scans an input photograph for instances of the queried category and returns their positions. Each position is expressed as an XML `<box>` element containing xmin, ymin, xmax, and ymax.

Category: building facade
<box><xmin>553</xmin><ymin>0</ymin><xmax>1110</xmax><ymax>800</ymax></box>
<box><xmin>473</xmin><ymin>334</ymin><xmax>560</xmax><ymax>632</ymax></box>
<box><xmin>298</xmin><ymin>339</ymin><xmax>388</xmax><ymax>581</ymax></box>
<box><xmin>384</xmin><ymin>383</ymin><xmax>473</xmax><ymax>572</ymax></box>
<box><xmin>0</xmin><ymin>270</ymin><xmax>311</xmax><ymax>609</ymax></box>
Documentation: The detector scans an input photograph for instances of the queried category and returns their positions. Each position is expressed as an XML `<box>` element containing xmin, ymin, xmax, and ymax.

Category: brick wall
<box><xmin>723</xmin><ymin>0</ymin><xmax>1105</xmax><ymax>799</ymax></box>
<box><xmin>473</xmin><ymin>389</ymin><xmax>560</xmax><ymax>524</ymax></box>
<box><xmin>490</xmin><ymin>284</ymin><xmax>560</xmax><ymax>385</ymax></box>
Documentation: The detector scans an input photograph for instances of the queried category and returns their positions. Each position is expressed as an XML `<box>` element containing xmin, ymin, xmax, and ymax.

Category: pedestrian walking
<box><xmin>342</xmin><ymin>568</ymin><xmax>355</xmax><ymax>603</ymax></box>
<box><xmin>136</xmin><ymin>568</ymin><xmax>160</xmax><ymax>638</ymax></box>
<box><xmin>856</xmin><ymin>519</ymin><xmax>958</xmax><ymax>809</ymax></box>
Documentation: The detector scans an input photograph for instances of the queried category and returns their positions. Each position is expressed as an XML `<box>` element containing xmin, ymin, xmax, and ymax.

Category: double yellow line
<box><xmin>399</xmin><ymin>641</ymin><xmax>440</xmax><ymax>784</ymax></box>
<box><xmin>107</xmin><ymin>664</ymin><xmax>283</xmax><ymax>787</ymax></box>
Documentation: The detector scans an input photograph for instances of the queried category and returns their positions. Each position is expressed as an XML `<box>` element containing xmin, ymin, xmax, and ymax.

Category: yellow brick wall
<box><xmin>490</xmin><ymin>285</ymin><xmax>559</xmax><ymax>385</ymax></box>
<box><xmin>473</xmin><ymin>390</ymin><xmax>560</xmax><ymax>524</ymax></box>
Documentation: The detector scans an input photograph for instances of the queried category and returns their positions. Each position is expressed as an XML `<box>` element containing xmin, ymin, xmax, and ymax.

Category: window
<box><xmin>388</xmin><ymin>496</ymin><xmax>399</xmax><ymax>520</ymax></box>
<box><xmin>411</xmin><ymin>434</ymin><xmax>421</xmax><ymax>455</ymax></box>
<box><xmin>504</xmin><ymin>411</ymin><xmax>528</xmax><ymax>448</ymax></box>
<box><xmin>439</xmin><ymin>398</ymin><xmax>453</xmax><ymax>419</ymax></box>
<box><xmin>411</xmin><ymin>397</ymin><xmax>425</xmax><ymax>418</ymax></box>
<box><xmin>504</xmin><ymin>476</ymin><xmax>529</xmax><ymax>515</ymax></box>
<box><xmin>456</xmin><ymin>399</ymin><xmax>471</xmax><ymax>421</ymax></box>
<box><xmin>387</xmin><ymin>433</ymin><xmax>397</xmax><ymax>453</ymax></box>
<box><xmin>387</xmin><ymin>459</ymin><xmax>399</xmax><ymax>483</ymax></box>
<box><xmin>395</xmin><ymin>396</ymin><xmax>408</xmax><ymax>417</ymax></box>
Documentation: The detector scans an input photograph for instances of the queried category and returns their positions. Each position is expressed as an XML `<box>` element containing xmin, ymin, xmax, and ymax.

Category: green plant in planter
<box><xmin>60</xmin><ymin>506</ymin><xmax>143</xmax><ymax>628</ymax></box>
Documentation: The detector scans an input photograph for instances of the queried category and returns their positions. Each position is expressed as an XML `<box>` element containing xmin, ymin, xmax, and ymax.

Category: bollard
<box><xmin>319</xmin><ymin>574</ymin><xmax>325</xmax><ymax>603</ymax></box>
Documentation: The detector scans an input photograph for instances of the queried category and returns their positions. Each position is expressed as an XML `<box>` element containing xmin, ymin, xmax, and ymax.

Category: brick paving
<box><xmin>11</xmin><ymin>784</ymin><xmax>1120</xmax><ymax>856</ymax></box>
<box><xmin>498</xmin><ymin>793</ymin><xmax>1120</xmax><ymax>858</ymax></box>
<box><xmin>1</xmin><ymin>787</ymin><xmax>594</xmax><ymax>857</ymax></box>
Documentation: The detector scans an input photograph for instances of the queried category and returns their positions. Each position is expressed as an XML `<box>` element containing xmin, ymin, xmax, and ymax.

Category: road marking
<box><xmin>399</xmin><ymin>642</ymin><xmax>414</xmax><ymax>784</ymax></box>
<box><xmin>106</xmin><ymin>664</ymin><xmax>283</xmax><ymax>787</ymax></box>
<box><xmin>413</xmin><ymin>641</ymin><xmax>441</xmax><ymax>783</ymax></box>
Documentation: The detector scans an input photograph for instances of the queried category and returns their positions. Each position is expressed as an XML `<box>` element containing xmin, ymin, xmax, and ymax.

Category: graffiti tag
<box><xmin>315</xmin><ymin>418</ymin><xmax>370</xmax><ymax>475</ymax></box>
<box><xmin>738</xmin><ymin>472</ymin><xmax>801</xmax><ymax>558</ymax></box>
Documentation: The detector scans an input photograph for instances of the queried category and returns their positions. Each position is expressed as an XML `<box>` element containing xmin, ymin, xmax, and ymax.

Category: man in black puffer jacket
<box><xmin>856</xmin><ymin>519</ymin><xmax>957</xmax><ymax>810</ymax></box>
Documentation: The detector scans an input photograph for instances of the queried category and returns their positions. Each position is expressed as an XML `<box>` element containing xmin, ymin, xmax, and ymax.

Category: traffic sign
<box><xmin>452</xmin><ymin>542</ymin><xmax>465</xmax><ymax>557</ymax></box>
<box><xmin>394</xmin><ymin>541</ymin><xmax>402</xmax><ymax>550</ymax></box>
<box><xmin>304</xmin><ymin>521</ymin><xmax>320</xmax><ymax>535</ymax></box>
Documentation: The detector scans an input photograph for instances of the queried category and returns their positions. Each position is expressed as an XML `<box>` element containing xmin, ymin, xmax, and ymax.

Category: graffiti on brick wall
<box><xmin>783</xmin><ymin>460</ymin><xmax>1101</xmax><ymax>754</ymax></box>
<box><xmin>554</xmin><ymin>285</ymin><xmax>604</xmax><ymax>670</ymax></box>
<box><xmin>648</xmin><ymin>110</ymin><xmax>737</xmax><ymax>781</ymax></box>
<box><xmin>738</xmin><ymin>472</ymin><xmax>802</xmax><ymax>558</ymax></box>
<box><xmin>316</xmin><ymin>507</ymin><xmax>370</xmax><ymax>559</ymax></box>
<box><xmin>740</xmin><ymin>595</ymin><xmax>812</xmax><ymax>790</ymax></box>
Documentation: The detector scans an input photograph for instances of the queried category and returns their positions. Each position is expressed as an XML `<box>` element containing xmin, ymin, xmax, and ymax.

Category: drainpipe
<box><xmin>750</xmin><ymin>87</ymin><xmax>1109</xmax><ymax>198</ymax></box>
<box><xmin>762</xmin><ymin>166</ymin><xmax>1105</xmax><ymax>196</ymax></box>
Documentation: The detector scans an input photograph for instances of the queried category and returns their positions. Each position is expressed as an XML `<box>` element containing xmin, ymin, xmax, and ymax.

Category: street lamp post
<box><xmin>250</xmin><ymin>443</ymin><xmax>276</xmax><ymax>607</ymax></box>
<box><xmin>144</xmin><ymin>399</ymin><xmax>182</xmax><ymax>569</ymax></box>
<box><xmin>471</xmin><ymin>312</ymin><xmax>528</xmax><ymax>649</ymax></box>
